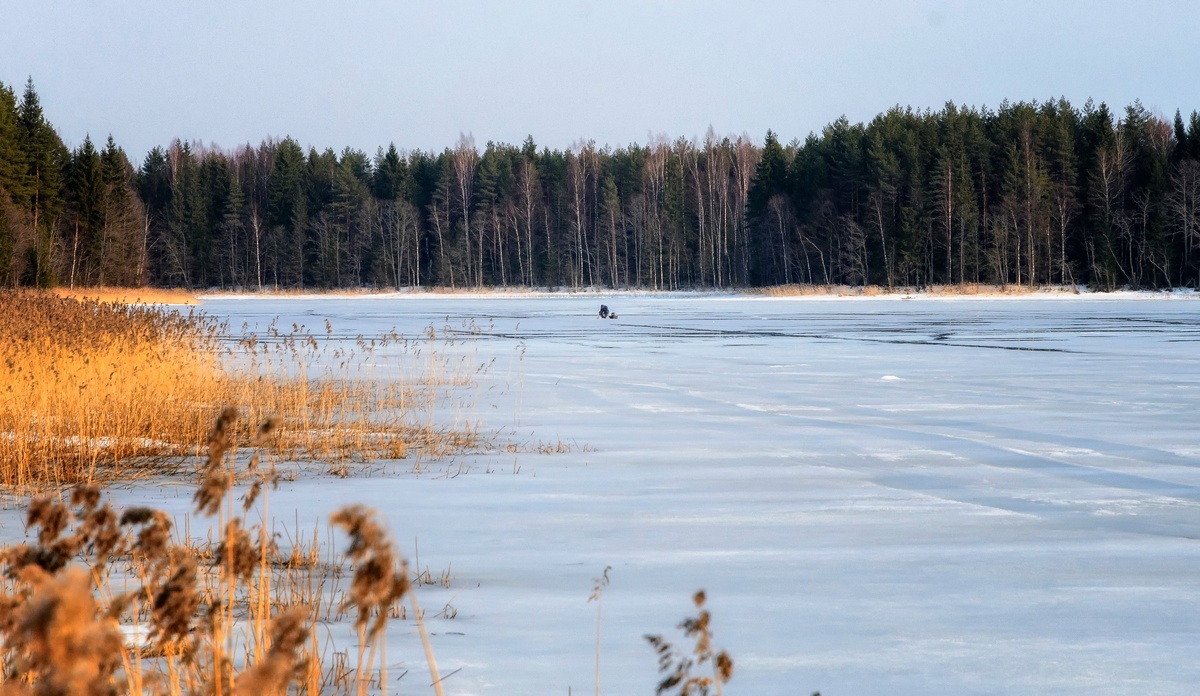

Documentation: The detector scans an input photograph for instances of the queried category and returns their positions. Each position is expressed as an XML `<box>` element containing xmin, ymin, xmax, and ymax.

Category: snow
<box><xmin>9</xmin><ymin>293</ymin><xmax>1200</xmax><ymax>695</ymax></box>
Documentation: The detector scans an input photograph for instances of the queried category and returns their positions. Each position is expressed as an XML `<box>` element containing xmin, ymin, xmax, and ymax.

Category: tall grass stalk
<box><xmin>0</xmin><ymin>291</ymin><xmax>483</xmax><ymax>491</ymax></box>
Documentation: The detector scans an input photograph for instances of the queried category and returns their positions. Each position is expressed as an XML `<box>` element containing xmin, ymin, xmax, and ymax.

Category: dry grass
<box><xmin>0</xmin><ymin>405</ymin><xmax>738</xmax><ymax>695</ymax></box>
<box><xmin>752</xmin><ymin>284</ymin><xmax>886</xmax><ymax>297</ymax></box>
<box><xmin>0</xmin><ymin>291</ymin><xmax>482</xmax><ymax>491</ymax></box>
<box><xmin>0</xmin><ymin>409</ymin><xmax>441</xmax><ymax>696</ymax></box>
<box><xmin>753</xmin><ymin>282</ymin><xmax>1081</xmax><ymax>297</ymax></box>
<box><xmin>646</xmin><ymin>590</ymin><xmax>734</xmax><ymax>696</ymax></box>
<box><xmin>51</xmin><ymin>286</ymin><xmax>199</xmax><ymax>305</ymax></box>
<box><xmin>0</xmin><ymin>292</ymin><xmax>227</xmax><ymax>489</ymax></box>
<box><xmin>0</xmin><ymin>292</ymin><xmax>740</xmax><ymax>694</ymax></box>
<box><xmin>921</xmin><ymin>283</ymin><xmax>1080</xmax><ymax>296</ymax></box>
<box><xmin>201</xmin><ymin>285</ymin><xmax>533</xmax><ymax>298</ymax></box>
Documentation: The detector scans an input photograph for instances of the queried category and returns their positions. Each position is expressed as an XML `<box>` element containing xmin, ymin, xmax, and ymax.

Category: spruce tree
<box><xmin>1188</xmin><ymin>112</ymin><xmax>1200</xmax><ymax>160</ymax></box>
<box><xmin>68</xmin><ymin>135</ymin><xmax>105</xmax><ymax>284</ymax></box>
<box><xmin>98</xmin><ymin>135</ymin><xmax>142</xmax><ymax>286</ymax></box>
<box><xmin>1173</xmin><ymin>110</ymin><xmax>1189</xmax><ymax>163</ymax></box>
<box><xmin>17</xmin><ymin>79</ymin><xmax>65</xmax><ymax>218</ymax></box>
<box><xmin>747</xmin><ymin>130</ymin><xmax>788</xmax><ymax>218</ymax></box>
<box><xmin>0</xmin><ymin>199</ymin><xmax>11</xmax><ymax>285</ymax></box>
<box><xmin>100</xmin><ymin>136</ymin><xmax>129</xmax><ymax>196</ymax></box>
<box><xmin>373</xmin><ymin>143</ymin><xmax>407</xmax><ymax>201</ymax></box>
<box><xmin>17</xmin><ymin>78</ymin><xmax>67</xmax><ymax>286</ymax></box>
<box><xmin>0</xmin><ymin>82</ymin><xmax>22</xmax><ymax>284</ymax></box>
<box><xmin>268</xmin><ymin>138</ymin><xmax>308</xmax><ymax>284</ymax></box>
<box><xmin>0</xmin><ymin>81</ymin><xmax>27</xmax><ymax>205</ymax></box>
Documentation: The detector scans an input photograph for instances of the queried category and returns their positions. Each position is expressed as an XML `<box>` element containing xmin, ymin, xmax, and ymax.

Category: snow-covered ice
<box><xmin>12</xmin><ymin>293</ymin><xmax>1200</xmax><ymax>695</ymax></box>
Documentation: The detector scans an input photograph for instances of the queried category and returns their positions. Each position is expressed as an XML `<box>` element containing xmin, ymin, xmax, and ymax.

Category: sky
<box><xmin>2</xmin><ymin>0</ymin><xmax>1198</xmax><ymax>161</ymax></box>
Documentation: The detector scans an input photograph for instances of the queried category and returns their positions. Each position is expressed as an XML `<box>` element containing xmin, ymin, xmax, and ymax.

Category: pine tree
<box><xmin>746</xmin><ymin>130</ymin><xmax>791</xmax><ymax>284</ymax></box>
<box><xmin>1189</xmin><ymin>112</ymin><xmax>1200</xmax><ymax>161</ymax></box>
<box><xmin>219</xmin><ymin>170</ymin><xmax>247</xmax><ymax>287</ymax></box>
<box><xmin>0</xmin><ymin>199</ymin><xmax>12</xmax><ymax>285</ymax></box>
<box><xmin>163</xmin><ymin>142</ymin><xmax>200</xmax><ymax>286</ymax></box>
<box><xmin>137</xmin><ymin>146</ymin><xmax>173</xmax><ymax>284</ymax></box>
<box><xmin>0</xmin><ymin>81</ymin><xmax>23</xmax><ymax>284</ymax></box>
<box><xmin>17</xmin><ymin>78</ymin><xmax>67</xmax><ymax>287</ymax></box>
<box><xmin>195</xmin><ymin>151</ymin><xmax>233</xmax><ymax>287</ymax></box>
<box><xmin>747</xmin><ymin>130</ymin><xmax>788</xmax><ymax>218</ymax></box>
<box><xmin>67</xmin><ymin>135</ymin><xmax>105</xmax><ymax>285</ymax></box>
<box><xmin>268</xmin><ymin>138</ymin><xmax>308</xmax><ymax>285</ymax></box>
<box><xmin>97</xmin><ymin>135</ymin><xmax>144</xmax><ymax>286</ymax></box>
<box><xmin>0</xmin><ymin>81</ymin><xmax>27</xmax><ymax>205</ymax></box>
<box><xmin>1173</xmin><ymin>110</ymin><xmax>1189</xmax><ymax>163</ymax></box>
<box><xmin>373</xmin><ymin>143</ymin><xmax>407</xmax><ymax>201</ymax></box>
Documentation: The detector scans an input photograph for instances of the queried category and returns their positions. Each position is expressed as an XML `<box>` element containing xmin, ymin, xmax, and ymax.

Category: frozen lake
<box><xmin>61</xmin><ymin>294</ymin><xmax>1200</xmax><ymax>693</ymax></box>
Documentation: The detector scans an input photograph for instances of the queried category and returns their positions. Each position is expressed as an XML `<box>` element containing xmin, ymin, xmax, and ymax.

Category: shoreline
<box><xmin>196</xmin><ymin>286</ymin><xmax>1200</xmax><ymax>302</ymax></box>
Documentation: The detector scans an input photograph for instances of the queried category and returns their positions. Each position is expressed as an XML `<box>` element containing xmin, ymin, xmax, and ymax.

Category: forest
<box><xmin>2</xmin><ymin>78</ymin><xmax>1199</xmax><ymax>291</ymax></box>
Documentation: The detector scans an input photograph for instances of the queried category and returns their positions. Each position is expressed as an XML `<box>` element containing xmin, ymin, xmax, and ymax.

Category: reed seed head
<box><xmin>232</xmin><ymin>607</ymin><xmax>311</xmax><ymax>696</ymax></box>
<box><xmin>206</xmin><ymin>406</ymin><xmax>239</xmax><ymax>468</ymax></box>
<box><xmin>218</xmin><ymin>519</ymin><xmax>258</xmax><ymax>580</ymax></box>
<box><xmin>152</xmin><ymin>550</ymin><xmax>198</xmax><ymax>646</ymax></box>
<box><xmin>6</xmin><ymin>567</ymin><xmax>123</xmax><ymax>696</ymax></box>
<box><xmin>80</xmin><ymin>503</ymin><xmax>121</xmax><ymax>571</ymax></box>
<box><xmin>330</xmin><ymin>505</ymin><xmax>410</xmax><ymax>637</ymax></box>
<box><xmin>118</xmin><ymin>507</ymin><xmax>155</xmax><ymax>526</ymax></box>
<box><xmin>242</xmin><ymin>479</ymin><xmax>263</xmax><ymax>513</ymax></box>
<box><xmin>715</xmin><ymin>650</ymin><xmax>734</xmax><ymax>683</ymax></box>
<box><xmin>193</xmin><ymin>466</ymin><xmax>231</xmax><ymax>517</ymax></box>
<box><xmin>69</xmin><ymin>484</ymin><xmax>102</xmax><ymax>512</ymax></box>
<box><xmin>27</xmin><ymin>496</ymin><xmax>70</xmax><ymax>546</ymax></box>
<box><xmin>252</xmin><ymin>416</ymin><xmax>282</xmax><ymax>446</ymax></box>
<box><xmin>132</xmin><ymin>510</ymin><xmax>173</xmax><ymax>560</ymax></box>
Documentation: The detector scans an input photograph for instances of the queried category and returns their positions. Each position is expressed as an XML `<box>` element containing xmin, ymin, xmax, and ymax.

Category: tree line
<box><xmin>2</xmin><ymin>78</ymin><xmax>1199</xmax><ymax>291</ymax></box>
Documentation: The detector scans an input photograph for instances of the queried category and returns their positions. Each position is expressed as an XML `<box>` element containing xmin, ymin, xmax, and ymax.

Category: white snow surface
<box><xmin>11</xmin><ymin>294</ymin><xmax>1200</xmax><ymax>695</ymax></box>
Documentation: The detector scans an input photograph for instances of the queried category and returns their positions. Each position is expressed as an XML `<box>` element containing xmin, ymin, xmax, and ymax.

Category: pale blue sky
<box><xmin>3</xmin><ymin>0</ymin><xmax>1197</xmax><ymax>160</ymax></box>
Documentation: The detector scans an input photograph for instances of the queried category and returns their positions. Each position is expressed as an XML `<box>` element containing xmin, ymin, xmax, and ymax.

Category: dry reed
<box><xmin>51</xmin><ymin>286</ymin><xmax>199</xmax><ymax>305</ymax></box>
<box><xmin>645</xmin><ymin>590</ymin><xmax>734</xmax><ymax>696</ymax></box>
<box><xmin>0</xmin><ymin>408</ymin><xmax>439</xmax><ymax>696</ymax></box>
<box><xmin>0</xmin><ymin>291</ymin><xmax>484</xmax><ymax>491</ymax></box>
<box><xmin>0</xmin><ymin>408</ymin><xmax>741</xmax><ymax>695</ymax></box>
<box><xmin>753</xmin><ymin>282</ymin><xmax>1082</xmax><ymax>297</ymax></box>
<box><xmin>0</xmin><ymin>291</ymin><xmax>743</xmax><ymax>694</ymax></box>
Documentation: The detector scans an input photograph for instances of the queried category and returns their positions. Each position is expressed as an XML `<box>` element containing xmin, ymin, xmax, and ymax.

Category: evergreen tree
<box><xmin>219</xmin><ymin>169</ymin><xmax>247</xmax><ymax>287</ymax></box>
<box><xmin>746</xmin><ymin>130</ymin><xmax>791</xmax><ymax>283</ymax></box>
<box><xmin>17</xmin><ymin>79</ymin><xmax>67</xmax><ymax>287</ymax></box>
<box><xmin>0</xmin><ymin>82</ymin><xmax>23</xmax><ymax>284</ymax></box>
<box><xmin>0</xmin><ymin>81</ymin><xmax>26</xmax><ymax>205</ymax></box>
<box><xmin>66</xmin><ymin>135</ymin><xmax>105</xmax><ymax>285</ymax></box>
<box><xmin>747</xmin><ymin>130</ymin><xmax>788</xmax><ymax>217</ymax></box>
<box><xmin>373</xmin><ymin>143</ymin><xmax>407</xmax><ymax>201</ymax></box>
<box><xmin>162</xmin><ymin>142</ymin><xmax>202</xmax><ymax>286</ymax></box>
<box><xmin>4</xmin><ymin>83</ymin><xmax>1199</xmax><ymax>291</ymax></box>
<box><xmin>1173</xmin><ymin>110</ymin><xmax>1189</xmax><ymax>163</ymax></box>
<box><xmin>268</xmin><ymin>137</ymin><xmax>308</xmax><ymax>285</ymax></box>
<box><xmin>97</xmin><ymin>135</ymin><xmax>144</xmax><ymax>285</ymax></box>
<box><xmin>195</xmin><ymin>151</ymin><xmax>233</xmax><ymax>286</ymax></box>
<box><xmin>1189</xmin><ymin>112</ymin><xmax>1200</xmax><ymax>160</ymax></box>
<box><xmin>137</xmin><ymin>147</ymin><xmax>172</xmax><ymax>214</ymax></box>
<box><xmin>0</xmin><ymin>198</ymin><xmax>11</xmax><ymax>285</ymax></box>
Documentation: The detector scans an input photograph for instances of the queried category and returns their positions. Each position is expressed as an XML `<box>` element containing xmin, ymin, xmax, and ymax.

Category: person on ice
<box><xmin>599</xmin><ymin>304</ymin><xmax>610</xmax><ymax>319</ymax></box>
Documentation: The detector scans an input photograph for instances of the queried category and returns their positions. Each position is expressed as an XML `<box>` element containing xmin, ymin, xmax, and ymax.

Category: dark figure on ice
<box><xmin>599</xmin><ymin>304</ymin><xmax>610</xmax><ymax>319</ymax></box>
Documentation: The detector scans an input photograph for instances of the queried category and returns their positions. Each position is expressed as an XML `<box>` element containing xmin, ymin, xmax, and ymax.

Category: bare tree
<box><xmin>452</xmin><ymin>134</ymin><xmax>479</xmax><ymax>284</ymax></box>
<box><xmin>1168</xmin><ymin>160</ymin><xmax>1200</xmax><ymax>285</ymax></box>
<box><xmin>766</xmin><ymin>195</ymin><xmax>794</xmax><ymax>284</ymax></box>
<box><xmin>515</xmin><ymin>157</ymin><xmax>538</xmax><ymax>285</ymax></box>
<box><xmin>731</xmin><ymin>136</ymin><xmax>759</xmax><ymax>285</ymax></box>
<box><xmin>566</xmin><ymin>147</ymin><xmax>588</xmax><ymax>288</ymax></box>
<box><xmin>867</xmin><ymin>189</ymin><xmax>894</xmax><ymax>287</ymax></box>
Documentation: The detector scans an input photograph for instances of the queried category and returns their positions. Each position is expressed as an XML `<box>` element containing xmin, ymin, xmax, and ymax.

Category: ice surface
<box><xmin>11</xmin><ymin>293</ymin><xmax>1200</xmax><ymax>695</ymax></box>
